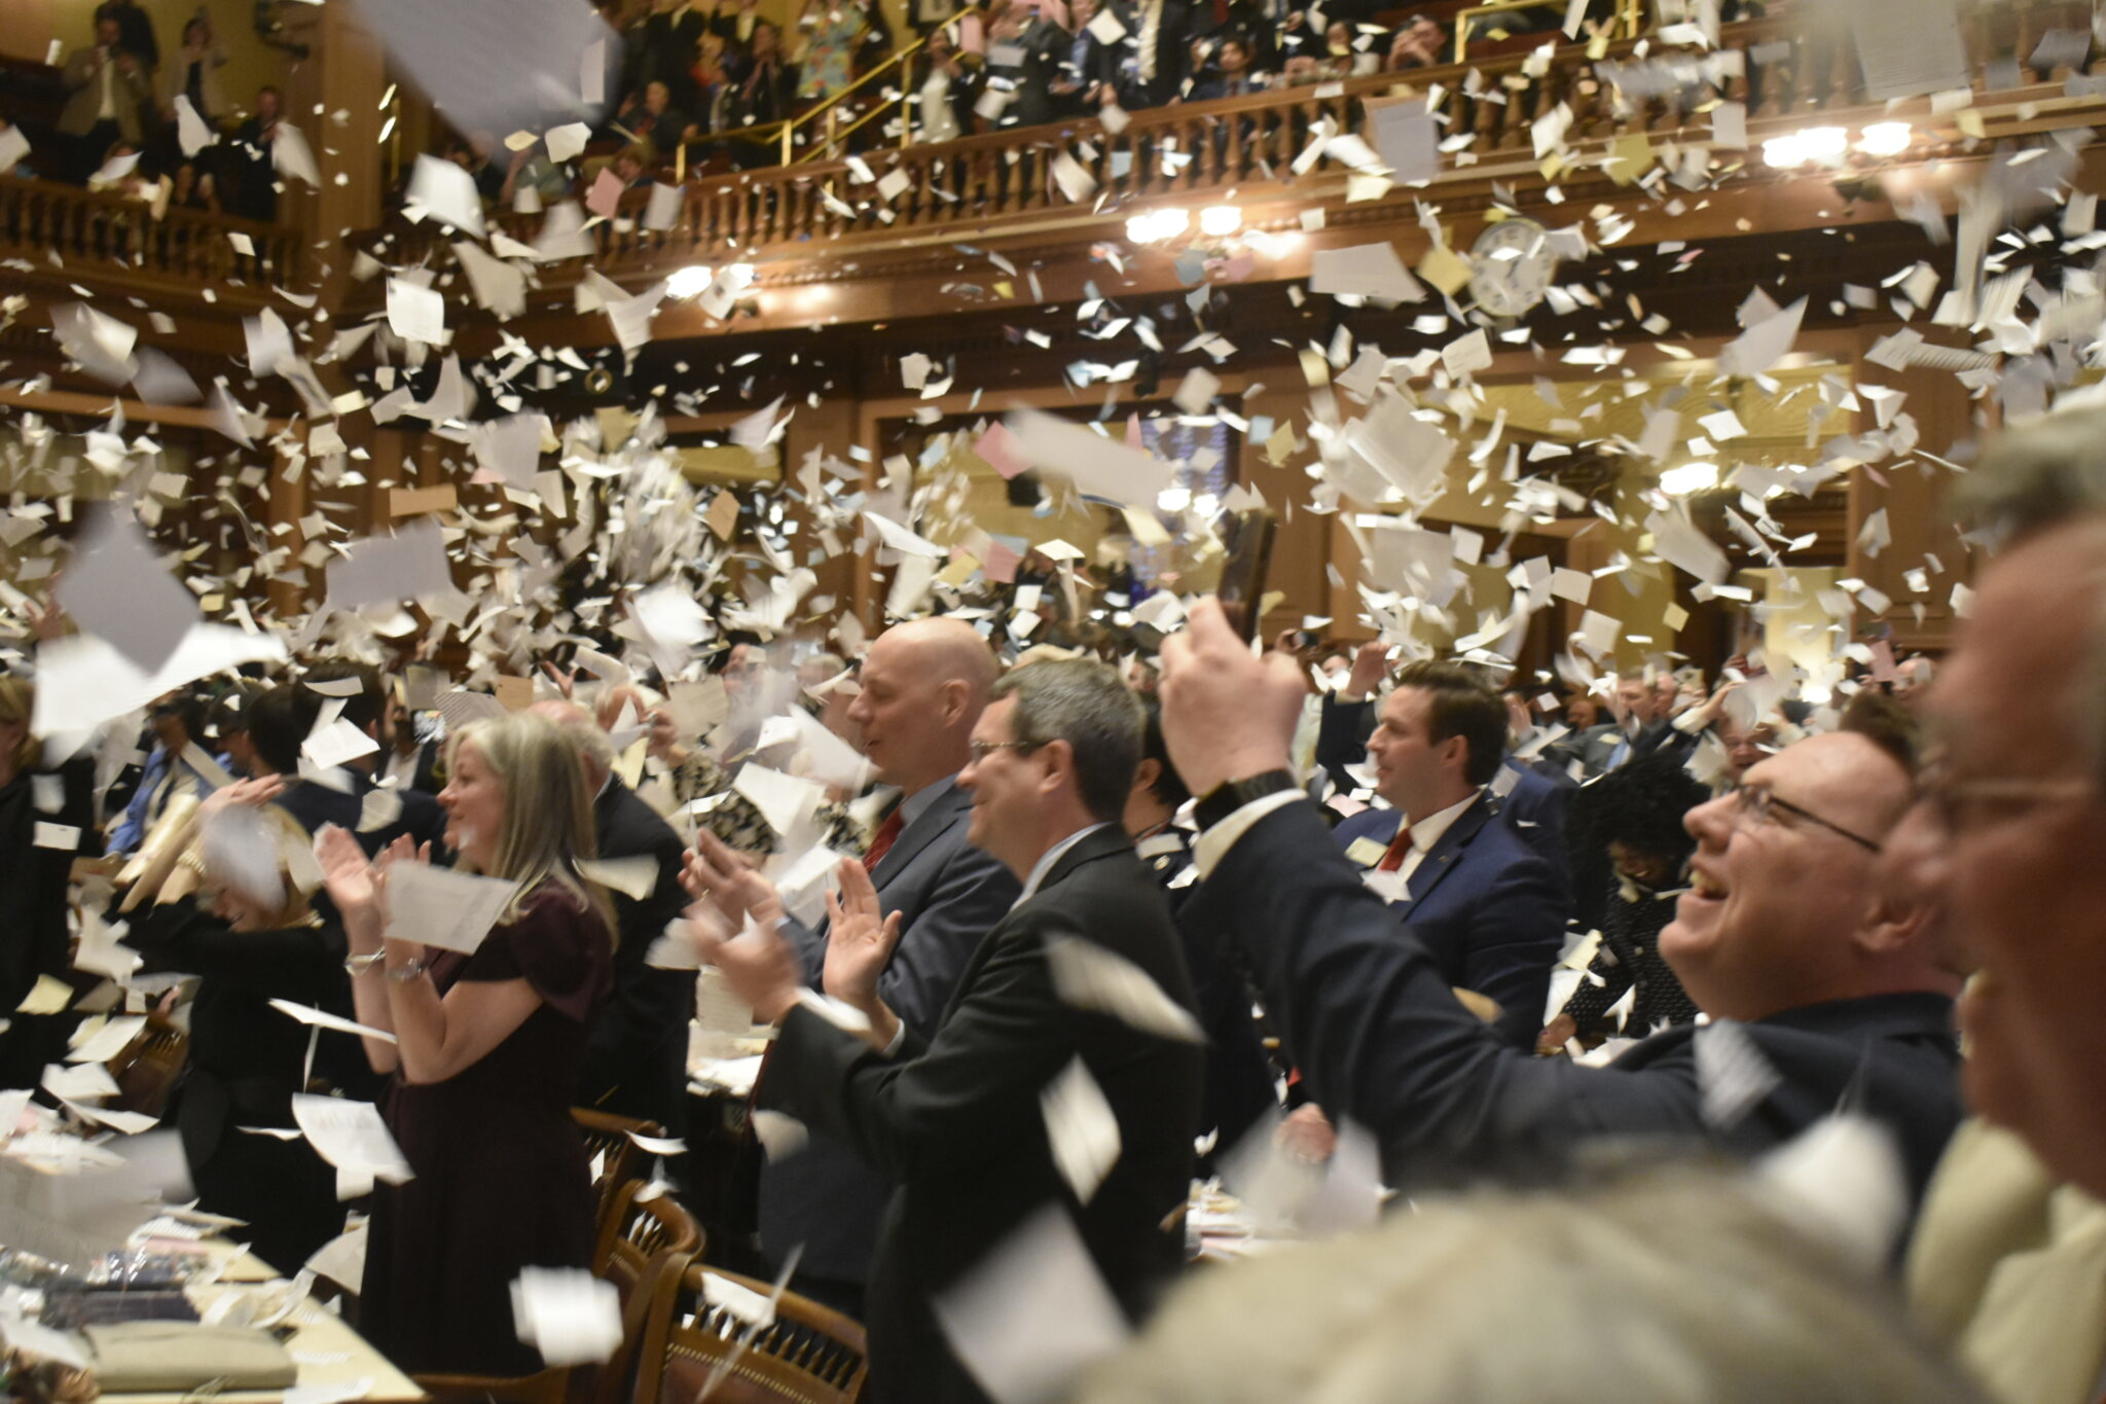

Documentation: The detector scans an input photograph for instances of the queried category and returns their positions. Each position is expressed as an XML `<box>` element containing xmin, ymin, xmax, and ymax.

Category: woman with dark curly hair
<box><xmin>1538</xmin><ymin>754</ymin><xmax>1710</xmax><ymax>1054</ymax></box>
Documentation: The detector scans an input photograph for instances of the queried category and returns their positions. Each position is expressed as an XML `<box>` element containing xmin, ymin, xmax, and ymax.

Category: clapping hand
<box><xmin>682</xmin><ymin>829</ymin><xmax>784</xmax><ymax>931</ymax></box>
<box><xmin>822</xmin><ymin>857</ymin><xmax>903</xmax><ymax>1026</ymax></box>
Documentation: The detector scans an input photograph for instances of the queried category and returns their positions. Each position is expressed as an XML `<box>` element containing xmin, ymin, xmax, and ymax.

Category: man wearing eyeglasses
<box><xmin>1892</xmin><ymin>409</ymin><xmax>2106</xmax><ymax>1404</ymax></box>
<box><xmin>1157</xmin><ymin>597</ymin><xmax>1965</xmax><ymax>1208</ymax></box>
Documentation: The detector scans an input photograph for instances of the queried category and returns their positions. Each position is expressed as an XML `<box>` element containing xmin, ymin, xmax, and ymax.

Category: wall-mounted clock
<box><xmin>1468</xmin><ymin>216</ymin><xmax>1559</xmax><ymax>317</ymax></box>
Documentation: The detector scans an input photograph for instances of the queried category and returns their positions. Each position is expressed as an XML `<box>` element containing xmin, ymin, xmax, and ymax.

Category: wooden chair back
<box><xmin>634</xmin><ymin>1262</ymin><xmax>868</xmax><ymax>1404</ymax></box>
<box><xmin>570</xmin><ymin>1107</ymin><xmax>661</xmax><ymax>1229</ymax></box>
<box><xmin>416</xmin><ymin>1162</ymin><xmax>700</xmax><ymax>1404</ymax></box>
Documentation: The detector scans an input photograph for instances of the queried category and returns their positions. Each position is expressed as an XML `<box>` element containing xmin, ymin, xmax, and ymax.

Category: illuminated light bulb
<box><xmin>1199</xmin><ymin>205</ymin><xmax>1242</xmax><ymax>237</ymax></box>
<box><xmin>1156</xmin><ymin>486</ymin><xmax>1193</xmax><ymax>512</ymax></box>
<box><xmin>1798</xmin><ymin>125</ymin><xmax>1849</xmax><ymax>163</ymax></box>
<box><xmin>1857</xmin><ymin>121</ymin><xmax>1912</xmax><ymax>157</ymax></box>
<box><xmin>1761</xmin><ymin>134</ymin><xmax>1806</xmax><ymax>167</ymax></box>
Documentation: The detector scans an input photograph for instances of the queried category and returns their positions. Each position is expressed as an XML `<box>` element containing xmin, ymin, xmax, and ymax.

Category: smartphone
<box><xmin>1216</xmin><ymin>508</ymin><xmax>1277</xmax><ymax>644</ymax></box>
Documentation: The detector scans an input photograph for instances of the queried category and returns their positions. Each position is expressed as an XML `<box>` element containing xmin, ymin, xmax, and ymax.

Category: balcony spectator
<box><xmin>616</xmin><ymin>79</ymin><xmax>699</xmax><ymax>154</ymax></box>
<box><xmin>711</xmin><ymin>0</ymin><xmax>772</xmax><ymax>70</ymax></box>
<box><xmin>912</xmin><ymin>27</ymin><xmax>980</xmax><ymax>142</ymax></box>
<box><xmin>1189</xmin><ymin>0</ymin><xmax>1278</xmax><ymax>72</ymax></box>
<box><xmin>498</xmin><ymin>141</ymin><xmax>570</xmax><ymax>211</ymax></box>
<box><xmin>95</xmin><ymin>0</ymin><xmax>159</xmax><ymax>73</ymax></box>
<box><xmin>980</xmin><ymin>0</ymin><xmax>1068</xmax><ymax>129</ymax></box>
<box><xmin>224</xmin><ymin>86</ymin><xmax>288</xmax><ymax>222</ymax></box>
<box><xmin>796</xmin><ymin>0</ymin><xmax>892</xmax><ymax>104</ymax></box>
<box><xmin>1385</xmin><ymin>13</ymin><xmax>1446</xmax><ymax>69</ymax></box>
<box><xmin>723</xmin><ymin>22</ymin><xmax>797</xmax><ymax>164</ymax></box>
<box><xmin>86</xmin><ymin>138</ymin><xmax>152</xmax><ymax>198</ymax></box>
<box><xmin>170</xmin><ymin>156</ymin><xmax>219</xmax><ymax>212</ymax></box>
<box><xmin>1191</xmin><ymin>34</ymin><xmax>1266</xmax><ymax>97</ymax></box>
<box><xmin>640</xmin><ymin>0</ymin><xmax>711</xmax><ymax>108</ymax></box>
<box><xmin>59</xmin><ymin>16</ymin><xmax>152</xmax><ymax>184</ymax></box>
<box><xmin>586</xmin><ymin>142</ymin><xmax>658</xmax><ymax>196</ymax></box>
<box><xmin>1054</xmin><ymin>0</ymin><xmax>1123</xmax><ymax>114</ymax></box>
<box><xmin>1122</xmin><ymin>0</ymin><xmax>1194</xmax><ymax>107</ymax></box>
<box><xmin>690</xmin><ymin>33</ymin><xmax>734</xmax><ymax>134</ymax></box>
<box><xmin>158</xmin><ymin>16</ymin><xmax>228</xmax><ymax>128</ymax></box>
<box><xmin>1318</xmin><ymin>18</ymin><xmax>1371</xmax><ymax>76</ymax></box>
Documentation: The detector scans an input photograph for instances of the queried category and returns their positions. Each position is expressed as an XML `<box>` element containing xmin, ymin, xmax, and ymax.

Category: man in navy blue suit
<box><xmin>685</xmin><ymin>618</ymin><xmax>1020</xmax><ymax>1321</ymax></box>
<box><xmin>1329</xmin><ymin>660</ymin><xmax>1567</xmax><ymax>1048</ymax></box>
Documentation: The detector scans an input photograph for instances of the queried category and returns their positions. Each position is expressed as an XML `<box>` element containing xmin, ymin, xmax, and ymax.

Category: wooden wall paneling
<box><xmin>1844</xmin><ymin>327</ymin><xmax>1991</xmax><ymax>654</ymax></box>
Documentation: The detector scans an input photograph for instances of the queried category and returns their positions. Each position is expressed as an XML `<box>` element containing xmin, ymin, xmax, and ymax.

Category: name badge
<box><xmin>33</xmin><ymin>822</ymin><xmax>82</xmax><ymax>852</ymax></box>
<box><xmin>1344</xmin><ymin>836</ymin><xmax>1389</xmax><ymax>868</ymax></box>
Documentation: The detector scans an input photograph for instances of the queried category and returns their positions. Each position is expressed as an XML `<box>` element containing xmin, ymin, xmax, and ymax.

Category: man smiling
<box><xmin>689</xmin><ymin>659</ymin><xmax>1199</xmax><ymax>1403</ymax></box>
<box><xmin>1157</xmin><ymin>598</ymin><xmax>1965</xmax><ymax>1204</ymax></box>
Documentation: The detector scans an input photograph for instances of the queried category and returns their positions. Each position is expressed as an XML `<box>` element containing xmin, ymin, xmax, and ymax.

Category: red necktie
<box><xmin>1375</xmin><ymin>823</ymin><xmax>1414</xmax><ymax>873</ymax></box>
<box><xmin>863</xmin><ymin>807</ymin><xmax>906</xmax><ymax>871</ymax></box>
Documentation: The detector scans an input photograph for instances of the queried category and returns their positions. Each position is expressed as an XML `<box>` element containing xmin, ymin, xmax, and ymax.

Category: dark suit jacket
<box><xmin>1489</xmin><ymin>753</ymin><xmax>1575</xmax><ymax>876</ymax></box>
<box><xmin>1191</xmin><ymin>799</ymin><xmax>1965</xmax><ymax>1208</ymax></box>
<box><xmin>122</xmin><ymin>897</ymin><xmax>349</xmax><ymax>1270</ymax></box>
<box><xmin>1123</xmin><ymin>0</ymin><xmax>1192</xmax><ymax>104</ymax></box>
<box><xmin>578</xmin><ymin>778</ymin><xmax>693</xmax><ymax>1134</ymax></box>
<box><xmin>990</xmin><ymin>16</ymin><xmax>1070</xmax><ymax>128</ymax></box>
<box><xmin>761</xmin><ymin>826</ymin><xmax>1201</xmax><ymax>1403</ymax></box>
<box><xmin>1333</xmin><ymin>790</ymin><xmax>1565</xmax><ymax>1048</ymax></box>
<box><xmin>761</xmin><ymin>781</ymin><xmax>1021</xmax><ymax>1282</ymax></box>
<box><xmin>1138</xmin><ymin>826</ymin><xmax>1277</xmax><ymax>1164</ymax></box>
<box><xmin>272</xmin><ymin>771</ymin><xmax>447</xmax><ymax>858</ymax></box>
<box><xmin>1584</xmin><ymin>718</ymin><xmax>1697</xmax><ymax>775</ymax></box>
<box><xmin>642</xmin><ymin>4</ymin><xmax>710</xmax><ymax>103</ymax></box>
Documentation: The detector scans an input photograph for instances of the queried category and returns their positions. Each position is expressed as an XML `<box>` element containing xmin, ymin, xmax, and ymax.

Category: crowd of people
<box><xmin>473</xmin><ymin>0</ymin><xmax>1474</xmax><ymax>191</ymax></box>
<box><xmin>5</xmin><ymin>397</ymin><xmax>2105</xmax><ymax>1403</ymax></box>
<box><xmin>38</xmin><ymin>2</ymin><xmax>289</xmax><ymax>221</ymax></box>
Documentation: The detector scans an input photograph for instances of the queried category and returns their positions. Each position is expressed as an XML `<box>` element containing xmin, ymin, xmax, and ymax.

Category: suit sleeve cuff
<box><xmin>1192</xmin><ymin>790</ymin><xmax>1306</xmax><ymax>879</ymax></box>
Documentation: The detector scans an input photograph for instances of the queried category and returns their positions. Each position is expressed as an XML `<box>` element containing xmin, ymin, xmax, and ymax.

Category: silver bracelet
<box><xmin>344</xmin><ymin>952</ymin><xmax>385</xmax><ymax>977</ymax></box>
<box><xmin>384</xmin><ymin>959</ymin><xmax>430</xmax><ymax>982</ymax></box>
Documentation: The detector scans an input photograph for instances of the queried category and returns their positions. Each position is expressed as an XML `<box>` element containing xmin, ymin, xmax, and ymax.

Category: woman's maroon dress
<box><xmin>361</xmin><ymin>885</ymin><xmax>614</xmax><ymax>1376</ymax></box>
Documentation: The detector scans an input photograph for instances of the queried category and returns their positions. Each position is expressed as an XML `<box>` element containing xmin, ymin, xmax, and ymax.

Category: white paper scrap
<box><xmin>382</xmin><ymin>862</ymin><xmax>518</xmax><ymax>955</ymax></box>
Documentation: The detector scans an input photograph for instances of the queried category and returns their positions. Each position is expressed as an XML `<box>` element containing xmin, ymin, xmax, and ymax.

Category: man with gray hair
<box><xmin>1892</xmin><ymin>406</ymin><xmax>2106</xmax><ymax>1404</ymax></box>
<box><xmin>689</xmin><ymin>658</ymin><xmax>1202</xmax><ymax>1403</ymax></box>
<box><xmin>530</xmin><ymin>700</ymin><xmax>691</xmax><ymax>1138</ymax></box>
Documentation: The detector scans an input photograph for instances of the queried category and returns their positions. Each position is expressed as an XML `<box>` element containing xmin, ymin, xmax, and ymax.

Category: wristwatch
<box><xmin>1194</xmin><ymin>769</ymin><xmax>1298</xmax><ymax>831</ymax></box>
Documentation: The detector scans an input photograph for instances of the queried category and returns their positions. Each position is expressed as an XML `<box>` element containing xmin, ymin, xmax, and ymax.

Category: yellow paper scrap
<box><xmin>17</xmin><ymin>975</ymin><xmax>73</xmax><ymax>1014</ymax></box>
<box><xmin>1605</xmin><ymin>132</ymin><xmax>1654</xmax><ymax>186</ymax></box>
<box><xmin>1418</xmin><ymin>244</ymin><xmax>1473</xmax><ymax>297</ymax></box>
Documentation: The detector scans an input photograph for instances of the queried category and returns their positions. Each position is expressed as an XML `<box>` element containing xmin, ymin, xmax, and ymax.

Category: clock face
<box><xmin>1468</xmin><ymin>217</ymin><xmax>1558</xmax><ymax>318</ymax></box>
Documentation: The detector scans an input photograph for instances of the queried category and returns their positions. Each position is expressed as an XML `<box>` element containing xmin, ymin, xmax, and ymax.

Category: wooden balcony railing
<box><xmin>348</xmin><ymin>0</ymin><xmax>2103</xmax><ymax>294</ymax></box>
<box><xmin>0</xmin><ymin>178</ymin><xmax>301</xmax><ymax>295</ymax></box>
